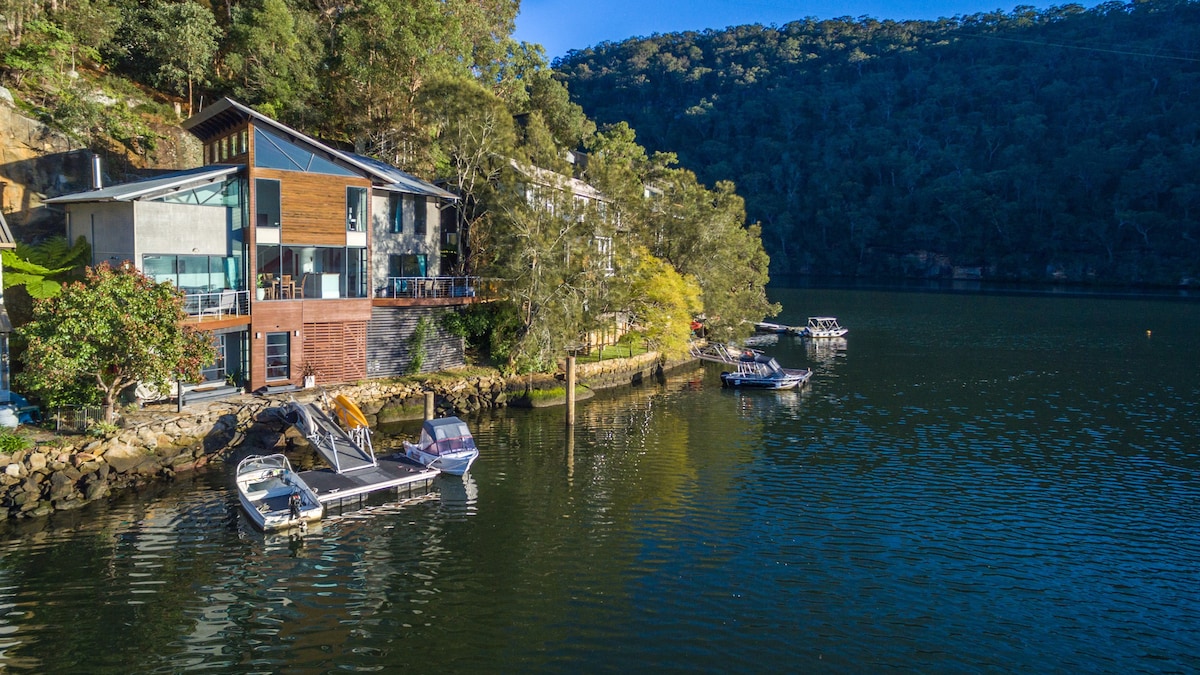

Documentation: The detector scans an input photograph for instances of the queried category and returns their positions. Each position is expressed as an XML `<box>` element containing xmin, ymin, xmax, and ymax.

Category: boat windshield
<box><xmin>419</xmin><ymin>421</ymin><xmax>477</xmax><ymax>455</ymax></box>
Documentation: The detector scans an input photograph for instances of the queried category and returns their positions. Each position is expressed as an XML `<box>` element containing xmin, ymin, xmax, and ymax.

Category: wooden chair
<box><xmin>261</xmin><ymin>273</ymin><xmax>276</xmax><ymax>300</ymax></box>
<box><xmin>280</xmin><ymin>275</ymin><xmax>295</xmax><ymax>299</ymax></box>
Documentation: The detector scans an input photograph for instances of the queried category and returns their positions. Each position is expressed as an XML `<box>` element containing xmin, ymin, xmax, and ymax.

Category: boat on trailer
<box><xmin>403</xmin><ymin>416</ymin><xmax>480</xmax><ymax>475</ymax></box>
<box><xmin>720</xmin><ymin>353</ymin><xmax>812</xmax><ymax>390</ymax></box>
<box><xmin>236</xmin><ymin>454</ymin><xmax>323</xmax><ymax>530</ymax></box>
<box><xmin>799</xmin><ymin>316</ymin><xmax>848</xmax><ymax>338</ymax></box>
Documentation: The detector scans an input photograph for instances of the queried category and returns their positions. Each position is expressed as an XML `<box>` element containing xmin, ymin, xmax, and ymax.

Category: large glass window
<box><xmin>253</xmin><ymin>128</ymin><xmax>357</xmax><ymax>176</ymax></box>
<box><xmin>347</xmin><ymin>248</ymin><xmax>366</xmax><ymax>298</ymax></box>
<box><xmin>158</xmin><ymin>176</ymin><xmax>241</xmax><ymax>207</ymax></box>
<box><xmin>347</xmin><ymin>187</ymin><xmax>368</xmax><ymax>232</ymax></box>
<box><xmin>200</xmin><ymin>334</ymin><xmax>227</xmax><ymax>383</ymax></box>
<box><xmin>255</xmin><ymin>178</ymin><xmax>281</xmax><ymax>228</ymax></box>
<box><xmin>414</xmin><ymin>195</ymin><xmax>427</xmax><ymax>235</ymax></box>
<box><xmin>265</xmin><ymin>332</ymin><xmax>290</xmax><ymax>381</ymax></box>
<box><xmin>394</xmin><ymin>254</ymin><xmax>427</xmax><ymax>277</ymax></box>
<box><xmin>143</xmin><ymin>254</ymin><xmax>240</xmax><ymax>292</ymax></box>
<box><xmin>256</xmin><ymin>245</ymin><xmax>368</xmax><ymax>298</ymax></box>
<box><xmin>389</xmin><ymin>193</ymin><xmax>403</xmax><ymax>233</ymax></box>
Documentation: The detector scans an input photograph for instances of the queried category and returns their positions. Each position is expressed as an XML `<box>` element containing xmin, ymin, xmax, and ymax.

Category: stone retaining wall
<box><xmin>1</xmin><ymin>353</ymin><xmax>697</xmax><ymax>519</ymax></box>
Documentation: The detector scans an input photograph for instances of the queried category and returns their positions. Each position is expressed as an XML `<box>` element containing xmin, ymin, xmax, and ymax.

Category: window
<box><xmin>346</xmin><ymin>248</ymin><xmax>367</xmax><ymax>298</ymax></box>
<box><xmin>143</xmin><ymin>254</ymin><xmax>240</xmax><ymax>292</ymax></box>
<box><xmin>595</xmin><ymin>236</ymin><xmax>614</xmax><ymax>275</ymax></box>
<box><xmin>253</xmin><ymin>127</ymin><xmax>358</xmax><ymax>176</ymax></box>
<box><xmin>347</xmin><ymin>187</ymin><xmax>368</xmax><ymax>232</ymax></box>
<box><xmin>256</xmin><ymin>245</ymin><xmax>369</xmax><ymax>299</ymax></box>
<box><xmin>265</xmin><ymin>332</ymin><xmax>290</xmax><ymax>380</ymax></box>
<box><xmin>389</xmin><ymin>193</ymin><xmax>403</xmax><ymax>233</ymax></box>
<box><xmin>414</xmin><ymin>195</ymin><xmax>427</xmax><ymax>235</ymax></box>
<box><xmin>255</xmin><ymin>178</ymin><xmax>281</xmax><ymax>227</ymax></box>
<box><xmin>200</xmin><ymin>334</ymin><xmax>227</xmax><ymax>383</ymax></box>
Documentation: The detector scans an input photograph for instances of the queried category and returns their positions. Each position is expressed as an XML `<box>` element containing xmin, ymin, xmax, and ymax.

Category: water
<box><xmin>1</xmin><ymin>287</ymin><xmax>1198</xmax><ymax>673</ymax></box>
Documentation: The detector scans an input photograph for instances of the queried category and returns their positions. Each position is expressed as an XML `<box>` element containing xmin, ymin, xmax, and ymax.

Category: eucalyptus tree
<box><xmin>321</xmin><ymin>0</ymin><xmax>518</xmax><ymax>170</ymax></box>
<box><xmin>416</xmin><ymin>75</ymin><xmax>518</xmax><ymax>275</ymax></box>
<box><xmin>221</xmin><ymin>0</ymin><xmax>321</xmax><ymax>124</ymax></box>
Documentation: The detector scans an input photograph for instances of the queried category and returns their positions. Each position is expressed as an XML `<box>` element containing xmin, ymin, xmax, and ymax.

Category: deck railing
<box><xmin>377</xmin><ymin>276</ymin><xmax>483</xmax><ymax>300</ymax></box>
<box><xmin>183</xmin><ymin>289</ymin><xmax>250</xmax><ymax>320</ymax></box>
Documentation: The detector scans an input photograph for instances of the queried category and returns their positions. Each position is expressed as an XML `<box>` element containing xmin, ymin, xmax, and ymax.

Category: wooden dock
<box><xmin>298</xmin><ymin>452</ymin><xmax>439</xmax><ymax>512</ymax></box>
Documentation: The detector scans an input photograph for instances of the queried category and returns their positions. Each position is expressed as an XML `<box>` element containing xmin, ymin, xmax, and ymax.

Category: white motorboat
<box><xmin>403</xmin><ymin>416</ymin><xmax>480</xmax><ymax>475</ymax></box>
<box><xmin>235</xmin><ymin>454</ymin><xmax>323</xmax><ymax>530</ymax></box>
<box><xmin>800</xmin><ymin>316</ymin><xmax>848</xmax><ymax>338</ymax></box>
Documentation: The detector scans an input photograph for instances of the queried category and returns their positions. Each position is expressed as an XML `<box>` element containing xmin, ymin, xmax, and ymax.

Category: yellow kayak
<box><xmin>332</xmin><ymin>394</ymin><xmax>370</xmax><ymax>429</ymax></box>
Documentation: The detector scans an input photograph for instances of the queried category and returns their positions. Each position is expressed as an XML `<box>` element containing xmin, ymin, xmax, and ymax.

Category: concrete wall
<box><xmin>66</xmin><ymin>202</ymin><xmax>136</xmax><ymax>267</ymax></box>
<box><xmin>134</xmin><ymin>202</ymin><xmax>229</xmax><ymax>258</ymax></box>
<box><xmin>370</xmin><ymin>191</ymin><xmax>441</xmax><ymax>289</ymax></box>
<box><xmin>66</xmin><ymin>201</ymin><xmax>229</xmax><ymax>268</ymax></box>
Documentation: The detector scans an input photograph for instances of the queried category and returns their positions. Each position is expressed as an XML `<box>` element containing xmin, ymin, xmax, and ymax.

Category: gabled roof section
<box><xmin>0</xmin><ymin>210</ymin><xmax>14</xmax><ymax>249</ymax></box>
<box><xmin>44</xmin><ymin>165</ymin><xmax>241</xmax><ymax>204</ymax></box>
<box><xmin>348</xmin><ymin>152</ymin><xmax>458</xmax><ymax>201</ymax></box>
<box><xmin>183</xmin><ymin>98</ymin><xmax>456</xmax><ymax>199</ymax></box>
<box><xmin>509</xmin><ymin>159</ymin><xmax>606</xmax><ymax>202</ymax></box>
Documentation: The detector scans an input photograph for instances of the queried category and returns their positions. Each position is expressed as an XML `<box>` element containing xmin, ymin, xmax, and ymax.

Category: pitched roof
<box><xmin>346</xmin><ymin>152</ymin><xmax>459</xmax><ymax>200</ymax></box>
<box><xmin>43</xmin><ymin>165</ymin><xmax>241</xmax><ymax>204</ymax></box>
<box><xmin>184</xmin><ymin>98</ymin><xmax>457</xmax><ymax>200</ymax></box>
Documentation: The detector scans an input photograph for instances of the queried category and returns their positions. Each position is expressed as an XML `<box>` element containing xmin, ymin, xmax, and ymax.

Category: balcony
<box><xmin>373</xmin><ymin>276</ymin><xmax>497</xmax><ymax>307</ymax></box>
<box><xmin>183</xmin><ymin>289</ymin><xmax>251</xmax><ymax>322</ymax></box>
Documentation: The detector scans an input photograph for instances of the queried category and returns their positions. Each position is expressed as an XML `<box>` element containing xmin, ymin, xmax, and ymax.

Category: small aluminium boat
<box><xmin>800</xmin><ymin>316</ymin><xmax>848</xmax><ymax>338</ymax></box>
<box><xmin>754</xmin><ymin>321</ymin><xmax>795</xmax><ymax>334</ymax></box>
<box><xmin>235</xmin><ymin>454</ymin><xmax>323</xmax><ymax>530</ymax></box>
<box><xmin>403</xmin><ymin>416</ymin><xmax>480</xmax><ymax>475</ymax></box>
<box><xmin>721</xmin><ymin>353</ymin><xmax>812</xmax><ymax>390</ymax></box>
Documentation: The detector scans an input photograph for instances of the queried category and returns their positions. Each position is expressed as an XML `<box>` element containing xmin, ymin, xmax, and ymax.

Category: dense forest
<box><xmin>0</xmin><ymin>0</ymin><xmax>777</xmax><ymax>371</ymax></box>
<box><xmin>555</xmin><ymin>0</ymin><xmax>1200</xmax><ymax>286</ymax></box>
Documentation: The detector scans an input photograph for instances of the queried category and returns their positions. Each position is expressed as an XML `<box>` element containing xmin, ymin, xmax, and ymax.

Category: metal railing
<box><xmin>183</xmin><ymin>289</ymin><xmax>250</xmax><ymax>320</ymax></box>
<box><xmin>377</xmin><ymin>276</ymin><xmax>482</xmax><ymax>299</ymax></box>
<box><xmin>49</xmin><ymin>405</ymin><xmax>106</xmax><ymax>433</ymax></box>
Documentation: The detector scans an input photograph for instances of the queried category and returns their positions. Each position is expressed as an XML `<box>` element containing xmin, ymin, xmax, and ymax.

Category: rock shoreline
<box><xmin>0</xmin><ymin>353</ymin><xmax>696</xmax><ymax>519</ymax></box>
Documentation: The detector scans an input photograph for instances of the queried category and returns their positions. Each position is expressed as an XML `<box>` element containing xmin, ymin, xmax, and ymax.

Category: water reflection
<box><xmin>0</xmin><ymin>289</ymin><xmax>1198</xmax><ymax>672</ymax></box>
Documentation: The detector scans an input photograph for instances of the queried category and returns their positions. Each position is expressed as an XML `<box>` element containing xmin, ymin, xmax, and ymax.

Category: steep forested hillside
<box><xmin>556</xmin><ymin>0</ymin><xmax>1200</xmax><ymax>285</ymax></box>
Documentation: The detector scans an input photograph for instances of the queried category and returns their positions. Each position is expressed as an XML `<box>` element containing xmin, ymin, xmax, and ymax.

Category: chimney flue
<box><xmin>91</xmin><ymin>153</ymin><xmax>103</xmax><ymax>190</ymax></box>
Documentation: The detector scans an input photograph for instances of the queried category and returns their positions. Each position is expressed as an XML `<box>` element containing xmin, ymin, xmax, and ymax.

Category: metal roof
<box><xmin>346</xmin><ymin>152</ymin><xmax>459</xmax><ymax>200</ymax></box>
<box><xmin>43</xmin><ymin>165</ymin><xmax>241</xmax><ymax>204</ymax></box>
<box><xmin>183</xmin><ymin>98</ymin><xmax>457</xmax><ymax>200</ymax></box>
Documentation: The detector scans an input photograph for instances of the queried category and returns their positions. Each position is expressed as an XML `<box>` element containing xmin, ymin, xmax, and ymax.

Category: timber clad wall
<box><xmin>303</xmin><ymin>321</ymin><xmax>368</xmax><ymax>384</ymax></box>
<box><xmin>255</xmin><ymin>168</ymin><xmax>371</xmax><ymax>246</ymax></box>
<box><xmin>367</xmin><ymin>307</ymin><xmax>465</xmax><ymax>378</ymax></box>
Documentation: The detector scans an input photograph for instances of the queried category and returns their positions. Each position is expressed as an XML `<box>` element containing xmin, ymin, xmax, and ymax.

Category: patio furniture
<box><xmin>200</xmin><ymin>289</ymin><xmax>237</xmax><ymax>317</ymax></box>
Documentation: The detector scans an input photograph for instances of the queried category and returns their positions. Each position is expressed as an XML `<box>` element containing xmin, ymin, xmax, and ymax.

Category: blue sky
<box><xmin>513</xmin><ymin>0</ymin><xmax>1032</xmax><ymax>61</ymax></box>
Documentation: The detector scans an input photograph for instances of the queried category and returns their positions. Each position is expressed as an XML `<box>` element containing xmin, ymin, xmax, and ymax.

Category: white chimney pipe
<box><xmin>91</xmin><ymin>153</ymin><xmax>103</xmax><ymax>190</ymax></box>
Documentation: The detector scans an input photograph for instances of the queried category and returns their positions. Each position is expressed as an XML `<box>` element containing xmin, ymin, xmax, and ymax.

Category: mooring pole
<box><xmin>566</xmin><ymin>355</ymin><xmax>576</xmax><ymax>426</ymax></box>
<box><xmin>424</xmin><ymin>391</ymin><xmax>435</xmax><ymax>421</ymax></box>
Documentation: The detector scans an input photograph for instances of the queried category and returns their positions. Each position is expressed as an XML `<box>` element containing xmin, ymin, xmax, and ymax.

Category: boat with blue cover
<box><xmin>720</xmin><ymin>353</ymin><xmax>812</xmax><ymax>390</ymax></box>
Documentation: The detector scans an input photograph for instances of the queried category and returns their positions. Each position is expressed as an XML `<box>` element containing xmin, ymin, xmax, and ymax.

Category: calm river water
<box><xmin>0</xmin><ymin>287</ymin><xmax>1198</xmax><ymax>673</ymax></box>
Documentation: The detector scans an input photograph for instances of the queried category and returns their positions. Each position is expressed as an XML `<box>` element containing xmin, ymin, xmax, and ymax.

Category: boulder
<box><xmin>103</xmin><ymin>442</ymin><xmax>148</xmax><ymax>474</ymax></box>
